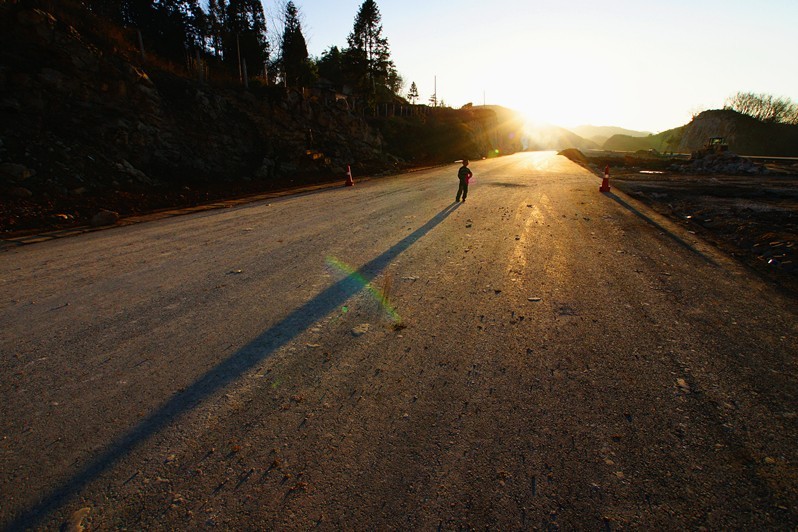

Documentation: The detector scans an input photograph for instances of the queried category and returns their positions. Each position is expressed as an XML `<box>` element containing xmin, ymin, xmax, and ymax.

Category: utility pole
<box><xmin>236</xmin><ymin>32</ymin><xmax>243</xmax><ymax>84</ymax></box>
<box><xmin>136</xmin><ymin>29</ymin><xmax>146</xmax><ymax>61</ymax></box>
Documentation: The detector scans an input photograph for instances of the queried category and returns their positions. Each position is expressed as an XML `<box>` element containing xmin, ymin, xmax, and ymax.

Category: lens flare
<box><xmin>325</xmin><ymin>256</ymin><xmax>401</xmax><ymax>323</ymax></box>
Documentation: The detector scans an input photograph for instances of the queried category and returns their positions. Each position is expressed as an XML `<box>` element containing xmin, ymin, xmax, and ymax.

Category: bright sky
<box><xmin>280</xmin><ymin>0</ymin><xmax>798</xmax><ymax>133</ymax></box>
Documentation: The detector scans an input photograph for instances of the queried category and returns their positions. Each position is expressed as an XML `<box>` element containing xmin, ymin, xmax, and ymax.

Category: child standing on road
<box><xmin>456</xmin><ymin>159</ymin><xmax>472</xmax><ymax>202</ymax></box>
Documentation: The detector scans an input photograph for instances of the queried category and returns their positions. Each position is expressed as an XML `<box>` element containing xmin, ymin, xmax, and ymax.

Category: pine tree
<box><xmin>346</xmin><ymin>0</ymin><xmax>394</xmax><ymax>101</ymax></box>
<box><xmin>281</xmin><ymin>1</ymin><xmax>312</xmax><ymax>87</ymax></box>
<box><xmin>111</xmin><ymin>0</ymin><xmax>203</xmax><ymax>62</ymax></box>
<box><xmin>407</xmin><ymin>81</ymin><xmax>418</xmax><ymax>104</ymax></box>
<box><xmin>210</xmin><ymin>0</ymin><xmax>270</xmax><ymax>78</ymax></box>
<box><xmin>317</xmin><ymin>46</ymin><xmax>345</xmax><ymax>88</ymax></box>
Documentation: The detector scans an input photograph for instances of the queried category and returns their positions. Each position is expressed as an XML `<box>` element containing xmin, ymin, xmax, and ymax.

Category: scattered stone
<box><xmin>351</xmin><ymin>323</ymin><xmax>370</xmax><ymax>336</ymax></box>
<box><xmin>90</xmin><ymin>209</ymin><xmax>119</xmax><ymax>226</ymax></box>
<box><xmin>678</xmin><ymin>152</ymin><xmax>768</xmax><ymax>175</ymax></box>
<box><xmin>0</xmin><ymin>162</ymin><xmax>35</xmax><ymax>181</ymax></box>
<box><xmin>64</xmin><ymin>507</ymin><xmax>91</xmax><ymax>532</ymax></box>
<box><xmin>528</xmin><ymin>297</ymin><xmax>542</xmax><ymax>302</ymax></box>
<box><xmin>228</xmin><ymin>269</ymin><xmax>243</xmax><ymax>274</ymax></box>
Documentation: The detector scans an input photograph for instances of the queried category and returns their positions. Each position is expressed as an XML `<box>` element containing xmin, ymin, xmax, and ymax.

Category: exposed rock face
<box><xmin>0</xmin><ymin>3</ymin><xmax>390</xmax><ymax>231</ymax></box>
<box><xmin>0</xmin><ymin>4</ymin><xmax>388</xmax><ymax>185</ymax></box>
<box><xmin>677</xmin><ymin>110</ymin><xmax>742</xmax><ymax>153</ymax></box>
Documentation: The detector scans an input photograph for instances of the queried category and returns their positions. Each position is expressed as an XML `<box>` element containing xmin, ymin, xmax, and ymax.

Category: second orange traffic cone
<box><xmin>344</xmin><ymin>165</ymin><xmax>354</xmax><ymax>187</ymax></box>
<box><xmin>600</xmin><ymin>164</ymin><xmax>611</xmax><ymax>193</ymax></box>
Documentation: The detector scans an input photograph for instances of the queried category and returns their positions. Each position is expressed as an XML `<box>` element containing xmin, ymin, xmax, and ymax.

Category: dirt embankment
<box><xmin>561</xmin><ymin>150</ymin><xmax>798</xmax><ymax>296</ymax></box>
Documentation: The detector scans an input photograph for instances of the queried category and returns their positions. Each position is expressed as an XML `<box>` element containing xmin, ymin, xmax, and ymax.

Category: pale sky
<box><xmin>280</xmin><ymin>0</ymin><xmax>797</xmax><ymax>133</ymax></box>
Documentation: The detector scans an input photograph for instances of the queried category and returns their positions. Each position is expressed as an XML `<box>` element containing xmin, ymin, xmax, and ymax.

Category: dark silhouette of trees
<box><xmin>84</xmin><ymin>0</ymin><xmax>268</xmax><ymax>78</ymax></box>
<box><xmin>725</xmin><ymin>92</ymin><xmax>798</xmax><ymax>125</ymax></box>
<box><xmin>85</xmin><ymin>0</ymin><xmax>205</xmax><ymax>62</ymax></box>
<box><xmin>407</xmin><ymin>82</ymin><xmax>419</xmax><ymax>104</ymax></box>
<box><xmin>346</xmin><ymin>0</ymin><xmax>398</xmax><ymax>104</ymax></box>
<box><xmin>279</xmin><ymin>1</ymin><xmax>314</xmax><ymax>87</ymax></box>
<box><xmin>317</xmin><ymin>46</ymin><xmax>346</xmax><ymax>89</ymax></box>
<box><xmin>209</xmin><ymin>0</ymin><xmax>269</xmax><ymax>78</ymax></box>
<box><xmin>82</xmin><ymin>0</ymin><xmax>410</xmax><ymax>97</ymax></box>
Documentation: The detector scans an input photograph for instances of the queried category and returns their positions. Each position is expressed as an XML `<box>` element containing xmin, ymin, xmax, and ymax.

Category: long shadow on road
<box><xmin>605</xmin><ymin>191</ymin><xmax>719</xmax><ymax>266</ymax></box>
<box><xmin>6</xmin><ymin>202</ymin><xmax>463</xmax><ymax>530</ymax></box>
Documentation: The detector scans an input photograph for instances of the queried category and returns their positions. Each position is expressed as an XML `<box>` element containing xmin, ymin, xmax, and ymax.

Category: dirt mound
<box><xmin>558</xmin><ymin>148</ymin><xmax>589</xmax><ymax>165</ymax></box>
<box><xmin>679</xmin><ymin>110</ymin><xmax>798</xmax><ymax>156</ymax></box>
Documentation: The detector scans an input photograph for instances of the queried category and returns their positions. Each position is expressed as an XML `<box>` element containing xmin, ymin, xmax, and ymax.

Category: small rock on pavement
<box><xmin>90</xmin><ymin>209</ymin><xmax>119</xmax><ymax>227</ymax></box>
<box><xmin>65</xmin><ymin>507</ymin><xmax>91</xmax><ymax>532</ymax></box>
<box><xmin>528</xmin><ymin>297</ymin><xmax>542</xmax><ymax>302</ymax></box>
<box><xmin>351</xmin><ymin>323</ymin><xmax>370</xmax><ymax>336</ymax></box>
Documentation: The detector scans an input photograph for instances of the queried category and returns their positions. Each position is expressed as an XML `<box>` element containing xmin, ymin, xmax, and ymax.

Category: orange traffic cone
<box><xmin>600</xmin><ymin>164</ymin><xmax>611</xmax><ymax>192</ymax></box>
<box><xmin>344</xmin><ymin>165</ymin><xmax>354</xmax><ymax>187</ymax></box>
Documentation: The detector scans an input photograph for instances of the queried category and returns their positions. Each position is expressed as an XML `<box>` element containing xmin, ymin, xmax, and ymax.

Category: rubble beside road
<box><xmin>673</xmin><ymin>151</ymin><xmax>769</xmax><ymax>175</ymax></box>
<box><xmin>561</xmin><ymin>149</ymin><xmax>798</xmax><ymax>296</ymax></box>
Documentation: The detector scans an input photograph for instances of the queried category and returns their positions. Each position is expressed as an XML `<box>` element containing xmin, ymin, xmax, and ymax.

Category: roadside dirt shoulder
<box><xmin>611</xmin><ymin>171</ymin><xmax>798</xmax><ymax>297</ymax></box>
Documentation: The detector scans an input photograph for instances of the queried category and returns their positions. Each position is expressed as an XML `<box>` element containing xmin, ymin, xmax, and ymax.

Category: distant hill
<box><xmin>603</xmin><ymin>128</ymin><xmax>685</xmax><ymax>153</ymax></box>
<box><xmin>571</xmin><ymin>125</ymin><xmax>652</xmax><ymax>146</ymax></box>
<box><xmin>477</xmin><ymin>107</ymin><xmax>600</xmax><ymax>152</ymax></box>
<box><xmin>523</xmin><ymin>123</ymin><xmax>600</xmax><ymax>152</ymax></box>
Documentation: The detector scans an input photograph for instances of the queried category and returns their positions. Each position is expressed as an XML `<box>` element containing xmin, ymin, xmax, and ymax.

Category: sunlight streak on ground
<box><xmin>325</xmin><ymin>256</ymin><xmax>401</xmax><ymax>323</ymax></box>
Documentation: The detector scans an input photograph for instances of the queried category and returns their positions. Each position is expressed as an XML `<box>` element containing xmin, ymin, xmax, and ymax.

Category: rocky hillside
<box><xmin>677</xmin><ymin>110</ymin><xmax>798</xmax><ymax>156</ymax></box>
<box><xmin>0</xmin><ymin>2</ymin><xmax>518</xmax><ymax>234</ymax></box>
<box><xmin>0</xmin><ymin>2</ymin><xmax>395</xmax><ymax>231</ymax></box>
<box><xmin>602</xmin><ymin>110</ymin><xmax>798</xmax><ymax>156</ymax></box>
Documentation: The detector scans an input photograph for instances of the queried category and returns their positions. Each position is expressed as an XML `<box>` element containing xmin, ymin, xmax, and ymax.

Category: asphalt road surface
<box><xmin>1</xmin><ymin>152</ymin><xmax>796</xmax><ymax>530</ymax></box>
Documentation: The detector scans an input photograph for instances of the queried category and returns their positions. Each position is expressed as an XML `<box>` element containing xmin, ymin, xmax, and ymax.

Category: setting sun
<box><xmin>298</xmin><ymin>0</ymin><xmax>797</xmax><ymax>132</ymax></box>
